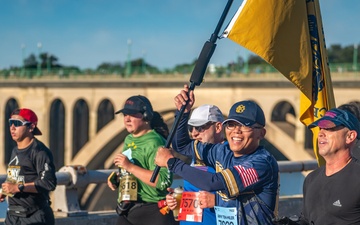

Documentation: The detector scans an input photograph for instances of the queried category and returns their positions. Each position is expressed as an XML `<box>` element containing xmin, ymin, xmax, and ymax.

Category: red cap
<box><xmin>12</xmin><ymin>108</ymin><xmax>42</xmax><ymax>135</ymax></box>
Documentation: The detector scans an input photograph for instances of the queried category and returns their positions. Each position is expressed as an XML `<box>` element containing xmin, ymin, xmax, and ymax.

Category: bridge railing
<box><xmin>0</xmin><ymin>160</ymin><xmax>318</xmax><ymax>217</ymax></box>
<box><xmin>1</xmin><ymin>62</ymin><xmax>358</xmax><ymax>79</ymax></box>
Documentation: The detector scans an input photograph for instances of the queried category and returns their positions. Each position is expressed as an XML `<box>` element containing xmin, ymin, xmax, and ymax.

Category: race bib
<box><xmin>7</xmin><ymin>165</ymin><xmax>24</xmax><ymax>183</ymax></box>
<box><xmin>119</xmin><ymin>173</ymin><xmax>138</xmax><ymax>201</ymax></box>
<box><xmin>178</xmin><ymin>192</ymin><xmax>203</xmax><ymax>222</ymax></box>
<box><xmin>214</xmin><ymin>206</ymin><xmax>238</xmax><ymax>225</ymax></box>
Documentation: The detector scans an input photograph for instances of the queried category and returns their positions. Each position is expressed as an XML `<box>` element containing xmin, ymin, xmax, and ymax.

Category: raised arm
<box><xmin>171</xmin><ymin>84</ymin><xmax>195</xmax><ymax>154</ymax></box>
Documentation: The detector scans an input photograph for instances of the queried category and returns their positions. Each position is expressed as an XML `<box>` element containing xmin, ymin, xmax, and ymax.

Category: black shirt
<box><xmin>302</xmin><ymin>159</ymin><xmax>360</xmax><ymax>224</ymax></box>
<box><xmin>7</xmin><ymin>138</ymin><xmax>57</xmax><ymax>209</ymax></box>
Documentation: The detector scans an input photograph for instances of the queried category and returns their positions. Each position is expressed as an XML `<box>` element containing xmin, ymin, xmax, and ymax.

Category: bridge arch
<box><xmin>49</xmin><ymin>99</ymin><xmax>66</xmax><ymax>170</ymax></box>
<box><xmin>271</xmin><ymin>100</ymin><xmax>296</xmax><ymax>139</ymax></box>
<box><xmin>72</xmin><ymin>99</ymin><xmax>89</xmax><ymax>159</ymax></box>
<box><xmin>97</xmin><ymin>99</ymin><xmax>115</xmax><ymax>132</ymax></box>
<box><xmin>271</xmin><ymin>101</ymin><xmax>296</xmax><ymax>122</ymax></box>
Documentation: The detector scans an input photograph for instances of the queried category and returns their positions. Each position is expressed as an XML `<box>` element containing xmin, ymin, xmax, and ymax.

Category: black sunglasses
<box><xmin>188</xmin><ymin>122</ymin><xmax>215</xmax><ymax>133</ymax></box>
<box><xmin>9</xmin><ymin>119</ymin><xmax>31</xmax><ymax>127</ymax></box>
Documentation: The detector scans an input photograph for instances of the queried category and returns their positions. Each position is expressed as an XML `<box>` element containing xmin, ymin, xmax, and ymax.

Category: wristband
<box><xmin>18</xmin><ymin>184</ymin><xmax>25</xmax><ymax>193</ymax></box>
<box><xmin>167</xmin><ymin>158</ymin><xmax>177</xmax><ymax>170</ymax></box>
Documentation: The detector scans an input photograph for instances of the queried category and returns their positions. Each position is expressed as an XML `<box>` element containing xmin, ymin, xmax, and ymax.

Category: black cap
<box><xmin>115</xmin><ymin>95</ymin><xmax>153</xmax><ymax>116</ymax></box>
<box><xmin>222</xmin><ymin>100</ymin><xmax>265</xmax><ymax>127</ymax></box>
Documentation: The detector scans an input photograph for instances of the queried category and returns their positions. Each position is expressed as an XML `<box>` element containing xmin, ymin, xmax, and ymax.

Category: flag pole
<box><xmin>150</xmin><ymin>0</ymin><xmax>234</xmax><ymax>183</ymax></box>
<box><xmin>306</xmin><ymin>0</ymin><xmax>336</xmax><ymax>165</ymax></box>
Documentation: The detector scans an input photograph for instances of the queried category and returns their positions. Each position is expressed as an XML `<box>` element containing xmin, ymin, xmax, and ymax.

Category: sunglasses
<box><xmin>188</xmin><ymin>122</ymin><xmax>215</xmax><ymax>133</ymax></box>
<box><xmin>9</xmin><ymin>119</ymin><xmax>31</xmax><ymax>127</ymax></box>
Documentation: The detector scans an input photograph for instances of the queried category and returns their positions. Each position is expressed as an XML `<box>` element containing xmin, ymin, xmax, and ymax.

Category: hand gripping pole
<box><xmin>150</xmin><ymin>0</ymin><xmax>234</xmax><ymax>183</ymax></box>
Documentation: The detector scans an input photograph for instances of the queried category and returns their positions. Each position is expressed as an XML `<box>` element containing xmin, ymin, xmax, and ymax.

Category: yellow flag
<box><xmin>223</xmin><ymin>0</ymin><xmax>335</xmax><ymax>165</ymax></box>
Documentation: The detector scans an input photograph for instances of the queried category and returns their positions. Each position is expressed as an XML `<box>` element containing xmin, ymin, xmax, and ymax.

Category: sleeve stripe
<box><xmin>193</xmin><ymin>140</ymin><xmax>202</xmax><ymax>161</ymax></box>
<box><xmin>234</xmin><ymin>165</ymin><xmax>259</xmax><ymax>188</ymax></box>
<box><xmin>220</xmin><ymin>169</ymin><xmax>239</xmax><ymax>197</ymax></box>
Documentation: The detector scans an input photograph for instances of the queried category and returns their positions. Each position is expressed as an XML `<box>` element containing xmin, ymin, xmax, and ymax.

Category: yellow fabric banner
<box><xmin>223</xmin><ymin>0</ymin><xmax>335</xmax><ymax>165</ymax></box>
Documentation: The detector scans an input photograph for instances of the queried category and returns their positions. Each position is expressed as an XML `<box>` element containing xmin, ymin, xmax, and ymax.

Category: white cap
<box><xmin>188</xmin><ymin>104</ymin><xmax>224</xmax><ymax>126</ymax></box>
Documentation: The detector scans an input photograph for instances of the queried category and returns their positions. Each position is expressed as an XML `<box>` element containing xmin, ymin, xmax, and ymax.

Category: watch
<box><xmin>18</xmin><ymin>184</ymin><xmax>25</xmax><ymax>193</ymax></box>
<box><xmin>167</xmin><ymin>157</ymin><xmax>177</xmax><ymax>170</ymax></box>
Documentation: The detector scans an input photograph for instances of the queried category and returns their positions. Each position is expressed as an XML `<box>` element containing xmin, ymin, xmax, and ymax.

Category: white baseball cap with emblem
<box><xmin>188</xmin><ymin>104</ymin><xmax>224</xmax><ymax>127</ymax></box>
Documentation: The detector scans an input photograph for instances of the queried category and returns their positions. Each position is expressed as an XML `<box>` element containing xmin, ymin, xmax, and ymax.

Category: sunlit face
<box><xmin>224</xmin><ymin>121</ymin><xmax>265</xmax><ymax>157</ymax></box>
<box><xmin>123</xmin><ymin>113</ymin><xmax>150</xmax><ymax>137</ymax></box>
<box><xmin>9</xmin><ymin>115</ymin><xmax>33</xmax><ymax>143</ymax></box>
<box><xmin>189</xmin><ymin>122</ymin><xmax>223</xmax><ymax>144</ymax></box>
<box><xmin>317</xmin><ymin>126</ymin><xmax>355</xmax><ymax>158</ymax></box>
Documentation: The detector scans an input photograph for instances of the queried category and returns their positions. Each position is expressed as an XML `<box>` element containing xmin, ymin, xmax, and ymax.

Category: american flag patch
<box><xmin>234</xmin><ymin>165</ymin><xmax>259</xmax><ymax>187</ymax></box>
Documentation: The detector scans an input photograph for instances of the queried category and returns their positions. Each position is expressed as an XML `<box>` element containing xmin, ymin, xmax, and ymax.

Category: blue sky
<box><xmin>0</xmin><ymin>0</ymin><xmax>359</xmax><ymax>70</ymax></box>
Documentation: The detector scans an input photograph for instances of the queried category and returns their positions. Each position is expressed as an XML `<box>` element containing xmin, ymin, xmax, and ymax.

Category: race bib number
<box><xmin>214</xmin><ymin>206</ymin><xmax>238</xmax><ymax>225</ymax></box>
<box><xmin>7</xmin><ymin>165</ymin><xmax>24</xmax><ymax>183</ymax></box>
<box><xmin>178</xmin><ymin>192</ymin><xmax>203</xmax><ymax>222</ymax></box>
<box><xmin>119</xmin><ymin>174</ymin><xmax>138</xmax><ymax>201</ymax></box>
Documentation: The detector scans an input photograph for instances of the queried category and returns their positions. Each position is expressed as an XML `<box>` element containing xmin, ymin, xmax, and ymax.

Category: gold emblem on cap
<box><xmin>235</xmin><ymin>105</ymin><xmax>245</xmax><ymax>114</ymax></box>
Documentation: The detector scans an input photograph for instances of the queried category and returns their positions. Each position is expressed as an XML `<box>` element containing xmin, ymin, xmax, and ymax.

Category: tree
<box><xmin>97</xmin><ymin>62</ymin><xmax>123</xmax><ymax>74</ymax></box>
<box><xmin>327</xmin><ymin>44</ymin><xmax>360</xmax><ymax>63</ymax></box>
<box><xmin>328</xmin><ymin>44</ymin><xmax>344</xmax><ymax>63</ymax></box>
<box><xmin>173</xmin><ymin>59</ymin><xmax>196</xmax><ymax>74</ymax></box>
<box><xmin>24</xmin><ymin>54</ymin><xmax>37</xmax><ymax>68</ymax></box>
<box><xmin>46</xmin><ymin>53</ymin><xmax>61</xmax><ymax>68</ymax></box>
<box><xmin>248</xmin><ymin>54</ymin><xmax>266</xmax><ymax>64</ymax></box>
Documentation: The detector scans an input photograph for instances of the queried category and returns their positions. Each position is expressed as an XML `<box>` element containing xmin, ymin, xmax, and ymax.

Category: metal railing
<box><xmin>0</xmin><ymin>160</ymin><xmax>318</xmax><ymax>217</ymax></box>
<box><xmin>0</xmin><ymin>63</ymin><xmax>358</xmax><ymax>79</ymax></box>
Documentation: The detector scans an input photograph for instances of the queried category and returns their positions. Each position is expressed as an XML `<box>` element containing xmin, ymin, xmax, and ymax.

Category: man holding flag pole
<box><xmin>221</xmin><ymin>0</ymin><xmax>360</xmax><ymax>223</ymax></box>
<box><xmin>223</xmin><ymin>0</ymin><xmax>335</xmax><ymax>166</ymax></box>
<box><xmin>222</xmin><ymin>0</ymin><xmax>351</xmax><ymax>223</ymax></box>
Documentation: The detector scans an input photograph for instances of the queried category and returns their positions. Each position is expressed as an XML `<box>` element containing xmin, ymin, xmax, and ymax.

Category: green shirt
<box><xmin>121</xmin><ymin>130</ymin><xmax>173</xmax><ymax>203</ymax></box>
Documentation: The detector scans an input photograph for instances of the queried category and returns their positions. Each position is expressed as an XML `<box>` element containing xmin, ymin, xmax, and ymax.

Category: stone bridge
<box><xmin>1</xmin><ymin>72</ymin><xmax>359</xmax><ymax>211</ymax></box>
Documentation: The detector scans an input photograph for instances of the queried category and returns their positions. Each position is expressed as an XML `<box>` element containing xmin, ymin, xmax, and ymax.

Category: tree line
<box><xmin>1</xmin><ymin>43</ymin><xmax>359</xmax><ymax>76</ymax></box>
